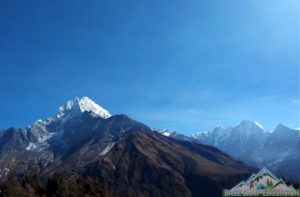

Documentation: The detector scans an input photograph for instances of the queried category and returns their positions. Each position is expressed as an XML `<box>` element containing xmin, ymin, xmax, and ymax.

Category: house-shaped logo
<box><xmin>223</xmin><ymin>167</ymin><xmax>299</xmax><ymax>196</ymax></box>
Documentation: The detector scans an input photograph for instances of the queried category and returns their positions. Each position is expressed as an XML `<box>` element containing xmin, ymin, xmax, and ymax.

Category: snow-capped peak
<box><xmin>57</xmin><ymin>97</ymin><xmax>111</xmax><ymax>119</ymax></box>
<box><xmin>238</xmin><ymin>119</ymin><xmax>266</xmax><ymax>132</ymax></box>
<box><xmin>191</xmin><ymin>131</ymin><xmax>209</xmax><ymax>139</ymax></box>
<box><xmin>152</xmin><ymin>128</ymin><xmax>177</xmax><ymax>137</ymax></box>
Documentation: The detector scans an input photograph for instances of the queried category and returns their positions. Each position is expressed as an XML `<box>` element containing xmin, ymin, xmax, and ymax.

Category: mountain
<box><xmin>256</xmin><ymin>124</ymin><xmax>300</xmax><ymax>180</ymax></box>
<box><xmin>154</xmin><ymin>128</ymin><xmax>191</xmax><ymax>141</ymax></box>
<box><xmin>191</xmin><ymin>120</ymin><xmax>300</xmax><ymax>180</ymax></box>
<box><xmin>0</xmin><ymin>97</ymin><xmax>253</xmax><ymax>196</ymax></box>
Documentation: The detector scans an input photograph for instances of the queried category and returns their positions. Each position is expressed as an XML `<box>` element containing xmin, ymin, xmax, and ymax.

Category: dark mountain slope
<box><xmin>81</xmin><ymin>131</ymin><xmax>251</xmax><ymax>197</ymax></box>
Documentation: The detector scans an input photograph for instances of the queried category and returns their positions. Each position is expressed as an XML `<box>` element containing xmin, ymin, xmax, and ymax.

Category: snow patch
<box><xmin>37</xmin><ymin>133</ymin><xmax>54</xmax><ymax>143</ymax></box>
<box><xmin>254</xmin><ymin>121</ymin><xmax>266</xmax><ymax>131</ymax></box>
<box><xmin>153</xmin><ymin>128</ymin><xmax>177</xmax><ymax>137</ymax></box>
<box><xmin>191</xmin><ymin>131</ymin><xmax>209</xmax><ymax>138</ymax></box>
<box><xmin>0</xmin><ymin>168</ymin><xmax>9</xmax><ymax>178</ymax></box>
<box><xmin>161</xmin><ymin>131</ymin><xmax>171</xmax><ymax>137</ymax></box>
<box><xmin>99</xmin><ymin>143</ymin><xmax>115</xmax><ymax>156</ymax></box>
<box><xmin>26</xmin><ymin>142</ymin><xmax>37</xmax><ymax>151</ymax></box>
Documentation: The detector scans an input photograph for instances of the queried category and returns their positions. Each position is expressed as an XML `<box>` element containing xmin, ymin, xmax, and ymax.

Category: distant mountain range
<box><xmin>162</xmin><ymin>120</ymin><xmax>299</xmax><ymax>181</ymax></box>
<box><xmin>0</xmin><ymin>97</ymin><xmax>253</xmax><ymax>197</ymax></box>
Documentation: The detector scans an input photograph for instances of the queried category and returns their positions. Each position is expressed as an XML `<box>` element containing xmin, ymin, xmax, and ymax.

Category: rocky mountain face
<box><xmin>0</xmin><ymin>97</ymin><xmax>253</xmax><ymax>196</ymax></box>
<box><xmin>191</xmin><ymin>120</ymin><xmax>300</xmax><ymax>180</ymax></box>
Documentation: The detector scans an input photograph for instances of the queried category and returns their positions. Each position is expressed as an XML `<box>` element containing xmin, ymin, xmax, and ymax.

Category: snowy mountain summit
<box><xmin>237</xmin><ymin>119</ymin><xmax>266</xmax><ymax>134</ymax></box>
<box><xmin>191</xmin><ymin>120</ymin><xmax>300</xmax><ymax>180</ymax></box>
<box><xmin>57</xmin><ymin>97</ymin><xmax>111</xmax><ymax>120</ymax></box>
<box><xmin>23</xmin><ymin>97</ymin><xmax>112</xmax><ymax>148</ymax></box>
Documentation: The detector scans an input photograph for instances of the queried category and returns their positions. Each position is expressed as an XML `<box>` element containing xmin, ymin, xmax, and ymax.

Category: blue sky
<box><xmin>0</xmin><ymin>0</ymin><xmax>299</xmax><ymax>135</ymax></box>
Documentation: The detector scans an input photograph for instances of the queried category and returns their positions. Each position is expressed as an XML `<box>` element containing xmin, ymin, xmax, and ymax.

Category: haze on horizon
<box><xmin>0</xmin><ymin>0</ymin><xmax>299</xmax><ymax>135</ymax></box>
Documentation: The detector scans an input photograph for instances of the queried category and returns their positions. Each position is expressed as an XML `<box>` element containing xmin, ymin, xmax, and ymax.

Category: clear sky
<box><xmin>0</xmin><ymin>0</ymin><xmax>299</xmax><ymax>135</ymax></box>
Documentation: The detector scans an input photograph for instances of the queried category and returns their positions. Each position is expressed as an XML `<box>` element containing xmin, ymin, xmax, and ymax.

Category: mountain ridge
<box><xmin>0</xmin><ymin>97</ymin><xmax>254</xmax><ymax>196</ymax></box>
<box><xmin>191</xmin><ymin>120</ymin><xmax>300</xmax><ymax>180</ymax></box>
